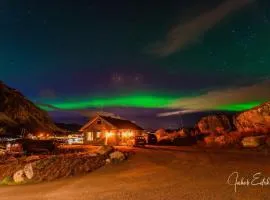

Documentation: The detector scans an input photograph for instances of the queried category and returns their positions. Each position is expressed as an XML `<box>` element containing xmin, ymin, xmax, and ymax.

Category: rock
<box><xmin>13</xmin><ymin>170</ymin><xmax>25</xmax><ymax>183</ymax></box>
<box><xmin>109</xmin><ymin>151</ymin><xmax>125</xmax><ymax>162</ymax></box>
<box><xmin>155</xmin><ymin>128</ymin><xmax>168</xmax><ymax>142</ymax></box>
<box><xmin>196</xmin><ymin>115</ymin><xmax>232</xmax><ymax>135</ymax></box>
<box><xmin>0</xmin><ymin>149</ymin><xmax>6</xmax><ymax>156</ymax></box>
<box><xmin>223</xmin><ymin>132</ymin><xmax>242</xmax><ymax>146</ymax></box>
<box><xmin>96</xmin><ymin>146</ymin><xmax>114</xmax><ymax>155</ymax></box>
<box><xmin>25</xmin><ymin>155</ymin><xmax>40</xmax><ymax>163</ymax></box>
<box><xmin>241</xmin><ymin>136</ymin><xmax>266</xmax><ymax>148</ymax></box>
<box><xmin>234</xmin><ymin>101</ymin><xmax>270</xmax><ymax>134</ymax></box>
<box><xmin>106</xmin><ymin>158</ymin><xmax>111</xmax><ymax>164</ymax></box>
<box><xmin>24</xmin><ymin>163</ymin><xmax>34</xmax><ymax>179</ymax></box>
<box><xmin>178</xmin><ymin>128</ymin><xmax>195</xmax><ymax>137</ymax></box>
<box><xmin>215</xmin><ymin>135</ymin><xmax>226</xmax><ymax>146</ymax></box>
<box><xmin>204</xmin><ymin>136</ymin><xmax>215</xmax><ymax>146</ymax></box>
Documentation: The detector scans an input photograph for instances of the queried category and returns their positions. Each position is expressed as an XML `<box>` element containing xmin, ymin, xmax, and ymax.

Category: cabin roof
<box><xmin>100</xmin><ymin>116</ymin><xmax>143</xmax><ymax>130</ymax></box>
<box><xmin>80</xmin><ymin>115</ymin><xmax>144</xmax><ymax>131</ymax></box>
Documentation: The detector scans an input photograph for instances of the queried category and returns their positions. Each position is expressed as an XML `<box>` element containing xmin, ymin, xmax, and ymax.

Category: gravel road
<box><xmin>1</xmin><ymin>146</ymin><xmax>270</xmax><ymax>200</ymax></box>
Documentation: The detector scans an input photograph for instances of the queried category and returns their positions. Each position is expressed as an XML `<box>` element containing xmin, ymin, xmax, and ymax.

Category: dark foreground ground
<box><xmin>1</xmin><ymin>145</ymin><xmax>270</xmax><ymax>200</ymax></box>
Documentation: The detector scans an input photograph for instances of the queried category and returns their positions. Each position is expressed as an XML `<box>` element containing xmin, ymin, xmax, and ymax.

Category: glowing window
<box><xmin>96</xmin><ymin>132</ymin><xmax>101</xmax><ymax>138</ymax></box>
<box><xmin>87</xmin><ymin>132</ymin><xmax>93</xmax><ymax>141</ymax></box>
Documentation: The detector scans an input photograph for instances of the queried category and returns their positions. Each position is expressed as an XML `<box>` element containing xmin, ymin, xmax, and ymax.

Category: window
<box><xmin>97</xmin><ymin>119</ymin><xmax>101</xmax><ymax>125</ymax></box>
<box><xmin>87</xmin><ymin>132</ymin><xmax>93</xmax><ymax>141</ymax></box>
<box><xmin>96</xmin><ymin>131</ymin><xmax>101</xmax><ymax>138</ymax></box>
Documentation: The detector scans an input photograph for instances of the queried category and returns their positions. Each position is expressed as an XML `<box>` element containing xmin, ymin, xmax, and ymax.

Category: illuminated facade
<box><xmin>79</xmin><ymin>115</ymin><xmax>144</xmax><ymax>145</ymax></box>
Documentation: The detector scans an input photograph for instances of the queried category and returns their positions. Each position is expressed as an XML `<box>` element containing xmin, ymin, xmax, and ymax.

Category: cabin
<box><xmin>79</xmin><ymin>115</ymin><xmax>144</xmax><ymax>146</ymax></box>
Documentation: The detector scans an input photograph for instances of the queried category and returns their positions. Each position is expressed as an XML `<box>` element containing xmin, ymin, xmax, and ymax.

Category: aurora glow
<box><xmin>215</xmin><ymin>101</ymin><xmax>266</xmax><ymax>112</ymax></box>
<box><xmin>39</xmin><ymin>94</ymin><xmax>265</xmax><ymax>112</ymax></box>
<box><xmin>42</xmin><ymin>94</ymin><xmax>179</xmax><ymax>110</ymax></box>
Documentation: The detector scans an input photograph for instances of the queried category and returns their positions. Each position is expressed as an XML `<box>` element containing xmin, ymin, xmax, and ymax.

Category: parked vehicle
<box><xmin>147</xmin><ymin>133</ymin><xmax>157</xmax><ymax>144</ymax></box>
<box><xmin>134</xmin><ymin>135</ymin><xmax>146</xmax><ymax>146</ymax></box>
<box><xmin>6</xmin><ymin>139</ymin><xmax>57</xmax><ymax>154</ymax></box>
<box><xmin>22</xmin><ymin>139</ymin><xmax>57</xmax><ymax>154</ymax></box>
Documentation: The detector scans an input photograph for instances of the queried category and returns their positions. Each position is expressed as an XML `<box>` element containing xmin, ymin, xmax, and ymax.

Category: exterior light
<box><xmin>106</xmin><ymin>132</ymin><xmax>113</xmax><ymax>137</ymax></box>
<box><xmin>122</xmin><ymin>132</ymin><xmax>129</xmax><ymax>137</ymax></box>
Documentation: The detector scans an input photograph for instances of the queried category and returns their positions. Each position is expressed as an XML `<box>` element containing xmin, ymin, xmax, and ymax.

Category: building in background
<box><xmin>80</xmin><ymin>115</ymin><xmax>144</xmax><ymax>146</ymax></box>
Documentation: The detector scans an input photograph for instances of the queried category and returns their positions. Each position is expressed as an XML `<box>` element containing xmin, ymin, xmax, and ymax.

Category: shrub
<box><xmin>0</xmin><ymin>176</ymin><xmax>13</xmax><ymax>185</ymax></box>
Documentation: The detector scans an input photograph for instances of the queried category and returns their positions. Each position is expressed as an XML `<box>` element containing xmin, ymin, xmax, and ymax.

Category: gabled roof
<box><xmin>100</xmin><ymin>116</ymin><xmax>143</xmax><ymax>130</ymax></box>
<box><xmin>80</xmin><ymin>115</ymin><xmax>144</xmax><ymax>131</ymax></box>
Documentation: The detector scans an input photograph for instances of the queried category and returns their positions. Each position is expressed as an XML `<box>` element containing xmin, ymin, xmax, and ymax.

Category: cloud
<box><xmin>150</xmin><ymin>0</ymin><xmax>254</xmax><ymax>56</ymax></box>
<box><xmin>167</xmin><ymin>79</ymin><xmax>270</xmax><ymax>111</ymax></box>
<box><xmin>157</xmin><ymin>110</ymin><xmax>200</xmax><ymax>117</ymax></box>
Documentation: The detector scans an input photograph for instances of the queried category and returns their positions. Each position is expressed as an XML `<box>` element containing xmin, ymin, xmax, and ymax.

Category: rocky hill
<box><xmin>196</xmin><ymin>114</ymin><xmax>232</xmax><ymax>135</ymax></box>
<box><xmin>0</xmin><ymin>81</ymin><xmax>63</xmax><ymax>135</ymax></box>
<box><xmin>195</xmin><ymin>101</ymin><xmax>270</xmax><ymax>135</ymax></box>
<box><xmin>234</xmin><ymin>101</ymin><xmax>270</xmax><ymax>134</ymax></box>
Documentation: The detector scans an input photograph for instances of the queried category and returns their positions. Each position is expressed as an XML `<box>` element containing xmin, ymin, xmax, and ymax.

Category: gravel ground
<box><xmin>1</xmin><ymin>146</ymin><xmax>270</xmax><ymax>200</ymax></box>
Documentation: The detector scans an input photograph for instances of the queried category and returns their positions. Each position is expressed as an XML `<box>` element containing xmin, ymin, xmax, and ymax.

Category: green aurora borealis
<box><xmin>39</xmin><ymin>94</ymin><xmax>266</xmax><ymax>112</ymax></box>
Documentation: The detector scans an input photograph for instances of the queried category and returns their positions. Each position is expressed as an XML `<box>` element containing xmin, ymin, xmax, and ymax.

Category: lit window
<box><xmin>87</xmin><ymin>132</ymin><xmax>93</xmax><ymax>141</ymax></box>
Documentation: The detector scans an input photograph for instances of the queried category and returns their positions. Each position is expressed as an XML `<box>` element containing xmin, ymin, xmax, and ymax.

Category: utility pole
<box><xmin>179</xmin><ymin>114</ymin><xmax>184</xmax><ymax>129</ymax></box>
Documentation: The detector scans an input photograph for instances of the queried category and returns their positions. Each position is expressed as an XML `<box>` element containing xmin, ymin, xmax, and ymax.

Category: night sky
<box><xmin>1</xmin><ymin>0</ymin><xmax>270</xmax><ymax>129</ymax></box>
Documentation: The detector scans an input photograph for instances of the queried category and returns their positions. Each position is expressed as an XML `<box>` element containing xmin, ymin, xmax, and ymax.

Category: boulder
<box><xmin>215</xmin><ymin>135</ymin><xmax>226</xmax><ymax>146</ymax></box>
<box><xmin>109</xmin><ymin>151</ymin><xmax>125</xmax><ymax>162</ymax></box>
<box><xmin>96</xmin><ymin>146</ymin><xmax>114</xmax><ymax>155</ymax></box>
<box><xmin>155</xmin><ymin>128</ymin><xmax>168</xmax><ymax>142</ymax></box>
<box><xmin>0</xmin><ymin>149</ymin><xmax>6</xmax><ymax>156</ymax></box>
<box><xmin>13</xmin><ymin>170</ymin><xmax>25</xmax><ymax>183</ymax></box>
<box><xmin>24</xmin><ymin>163</ymin><xmax>34</xmax><ymax>180</ymax></box>
<box><xmin>241</xmin><ymin>136</ymin><xmax>266</xmax><ymax>148</ymax></box>
<box><xmin>196</xmin><ymin>114</ymin><xmax>232</xmax><ymax>135</ymax></box>
<box><xmin>234</xmin><ymin>101</ymin><xmax>270</xmax><ymax>134</ymax></box>
<box><xmin>204</xmin><ymin>136</ymin><xmax>215</xmax><ymax>146</ymax></box>
<box><xmin>105</xmin><ymin>158</ymin><xmax>111</xmax><ymax>164</ymax></box>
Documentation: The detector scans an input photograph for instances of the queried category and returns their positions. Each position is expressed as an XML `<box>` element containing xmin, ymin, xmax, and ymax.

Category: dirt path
<box><xmin>1</xmin><ymin>146</ymin><xmax>270</xmax><ymax>200</ymax></box>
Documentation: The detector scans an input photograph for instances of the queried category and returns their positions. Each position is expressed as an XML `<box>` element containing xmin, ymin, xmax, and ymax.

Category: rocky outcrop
<box><xmin>13</xmin><ymin>170</ymin><xmax>25</xmax><ymax>183</ymax></box>
<box><xmin>234</xmin><ymin>101</ymin><xmax>270</xmax><ymax>134</ymax></box>
<box><xmin>196</xmin><ymin>114</ymin><xmax>232</xmax><ymax>135</ymax></box>
<box><xmin>109</xmin><ymin>151</ymin><xmax>125</xmax><ymax>163</ymax></box>
<box><xmin>24</xmin><ymin>163</ymin><xmax>34</xmax><ymax>180</ymax></box>
<box><xmin>0</xmin><ymin>81</ymin><xmax>63</xmax><ymax>135</ymax></box>
<box><xmin>241</xmin><ymin>136</ymin><xmax>266</xmax><ymax>148</ymax></box>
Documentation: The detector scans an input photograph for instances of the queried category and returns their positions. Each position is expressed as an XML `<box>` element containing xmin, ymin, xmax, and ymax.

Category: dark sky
<box><xmin>0</xmin><ymin>0</ymin><xmax>269</xmax><ymax>129</ymax></box>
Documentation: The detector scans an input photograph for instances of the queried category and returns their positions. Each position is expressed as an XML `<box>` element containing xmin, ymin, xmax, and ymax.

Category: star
<box><xmin>27</xmin><ymin>9</ymin><xmax>32</xmax><ymax>16</ymax></box>
<box><xmin>112</xmin><ymin>73</ymin><xmax>123</xmax><ymax>83</ymax></box>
